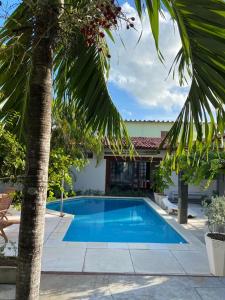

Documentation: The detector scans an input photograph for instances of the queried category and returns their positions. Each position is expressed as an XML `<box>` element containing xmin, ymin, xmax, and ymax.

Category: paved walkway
<box><xmin>1</xmin><ymin>274</ymin><xmax>225</xmax><ymax>300</ymax></box>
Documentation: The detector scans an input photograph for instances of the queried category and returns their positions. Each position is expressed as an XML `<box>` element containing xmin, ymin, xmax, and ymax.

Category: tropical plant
<box><xmin>51</xmin><ymin>100</ymin><xmax>104</xmax><ymax>159</ymax></box>
<box><xmin>0</xmin><ymin>0</ymin><xmax>225</xmax><ymax>298</ymax></box>
<box><xmin>0</xmin><ymin>102</ymin><xmax>103</xmax><ymax>202</ymax></box>
<box><xmin>147</xmin><ymin>0</ymin><xmax>225</xmax><ymax>155</ymax></box>
<box><xmin>161</xmin><ymin>145</ymin><xmax>225</xmax><ymax>189</ymax></box>
<box><xmin>0</xmin><ymin>123</ymin><xmax>25</xmax><ymax>182</ymax></box>
<box><xmin>48</xmin><ymin>148</ymin><xmax>86</xmax><ymax>200</ymax></box>
<box><xmin>152</xmin><ymin>164</ymin><xmax>174</xmax><ymax>194</ymax></box>
<box><xmin>203</xmin><ymin>196</ymin><xmax>225</xmax><ymax>235</ymax></box>
<box><xmin>0</xmin><ymin>1</ymin><xmax>131</xmax><ymax>298</ymax></box>
<box><xmin>49</xmin><ymin>101</ymin><xmax>106</xmax><ymax>199</ymax></box>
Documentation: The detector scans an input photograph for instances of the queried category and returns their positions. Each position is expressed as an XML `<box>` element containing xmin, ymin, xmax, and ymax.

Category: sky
<box><xmin>108</xmin><ymin>0</ymin><xmax>190</xmax><ymax>121</ymax></box>
<box><xmin>0</xmin><ymin>0</ymin><xmax>190</xmax><ymax>121</ymax></box>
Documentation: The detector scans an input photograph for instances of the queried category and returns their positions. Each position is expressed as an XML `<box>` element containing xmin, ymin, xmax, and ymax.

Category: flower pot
<box><xmin>205</xmin><ymin>233</ymin><xmax>225</xmax><ymax>276</ymax></box>
<box><xmin>154</xmin><ymin>193</ymin><xmax>168</xmax><ymax>210</ymax></box>
<box><xmin>0</xmin><ymin>256</ymin><xmax>17</xmax><ymax>284</ymax></box>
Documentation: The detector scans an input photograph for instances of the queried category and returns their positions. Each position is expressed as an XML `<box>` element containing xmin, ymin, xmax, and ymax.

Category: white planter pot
<box><xmin>154</xmin><ymin>193</ymin><xmax>168</xmax><ymax>210</ymax></box>
<box><xmin>205</xmin><ymin>233</ymin><xmax>225</xmax><ymax>276</ymax></box>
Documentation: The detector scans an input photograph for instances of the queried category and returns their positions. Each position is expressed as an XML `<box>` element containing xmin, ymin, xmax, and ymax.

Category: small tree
<box><xmin>48</xmin><ymin>148</ymin><xmax>86</xmax><ymax>200</ymax></box>
<box><xmin>0</xmin><ymin>124</ymin><xmax>25</xmax><ymax>183</ymax></box>
<box><xmin>203</xmin><ymin>196</ymin><xmax>225</xmax><ymax>238</ymax></box>
<box><xmin>160</xmin><ymin>146</ymin><xmax>225</xmax><ymax>192</ymax></box>
<box><xmin>152</xmin><ymin>165</ymin><xmax>173</xmax><ymax>194</ymax></box>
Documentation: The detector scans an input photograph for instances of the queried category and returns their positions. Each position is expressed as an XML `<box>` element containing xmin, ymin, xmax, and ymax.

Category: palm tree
<box><xmin>0</xmin><ymin>0</ymin><xmax>224</xmax><ymax>299</ymax></box>
<box><xmin>0</xmin><ymin>1</ymin><xmax>129</xmax><ymax>298</ymax></box>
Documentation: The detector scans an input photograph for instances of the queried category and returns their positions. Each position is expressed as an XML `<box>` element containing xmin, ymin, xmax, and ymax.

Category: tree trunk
<box><xmin>16</xmin><ymin>6</ymin><xmax>57</xmax><ymax>299</ymax></box>
<box><xmin>178</xmin><ymin>171</ymin><xmax>188</xmax><ymax>224</ymax></box>
<box><xmin>217</xmin><ymin>172</ymin><xmax>225</xmax><ymax>196</ymax></box>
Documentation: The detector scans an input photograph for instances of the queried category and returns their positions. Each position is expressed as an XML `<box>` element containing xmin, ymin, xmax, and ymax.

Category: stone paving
<box><xmin>1</xmin><ymin>274</ymin><xmax>225</xmax><ymax>300</ymax></box>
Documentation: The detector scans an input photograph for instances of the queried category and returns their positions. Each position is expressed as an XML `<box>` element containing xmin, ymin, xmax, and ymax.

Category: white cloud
<box><xmin>108</xmin><ymin>3</ymin><xmax>189</xmax><ymax>112</ymax></box>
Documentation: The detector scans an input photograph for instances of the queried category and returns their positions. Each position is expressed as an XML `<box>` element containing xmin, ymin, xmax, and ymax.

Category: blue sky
<box><xmin>1</xmin><ymin>0</ymin><xmax>189</xmax><ymax>121</ymax></box>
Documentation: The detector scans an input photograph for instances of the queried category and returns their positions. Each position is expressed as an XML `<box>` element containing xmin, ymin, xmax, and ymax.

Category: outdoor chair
<box><xmin>0</xmin><ymin>193</ymin><xmax>12</xmax><ymax>218</ymax></box>
<box><xmin>160</xmin><ymin>196</ymin><xmax>197</xmax><ymax>218</ymax></box>
<box><xmin>0</xmin><ymin>193</ymin><xmax>20</xmax><ymax>243</ymax></box>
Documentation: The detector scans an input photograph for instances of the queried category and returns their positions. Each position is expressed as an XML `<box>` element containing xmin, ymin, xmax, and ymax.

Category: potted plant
<box><xmin>203</xmin><ymin>196</ymin><xmax>225</xmax><ymax>276</ymax></box>
<box><xmin>152</xmin><ymin>167</ymin><xmax>173</xmax><ymax>206</ymax></box>
<box><xmin>0</xmin><ymin>240</ymin><xmax>17</xmax><ymax>284</ymax></box>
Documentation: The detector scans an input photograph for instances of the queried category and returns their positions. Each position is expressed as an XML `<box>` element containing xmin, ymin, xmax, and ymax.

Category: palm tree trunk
<box><xmin>178</xmin><ymin>171</ymin><xmax>188</xmax><ymax>224</ymax></box>
<box><xmin>16</xmin><ymin>7</ymin><xmax>56</xmax><ymax>299</ymax></box>
<box><xmin>217</xmin><ymin>172</ymin><xmax>225</xmax><ymax>196</ymax></box>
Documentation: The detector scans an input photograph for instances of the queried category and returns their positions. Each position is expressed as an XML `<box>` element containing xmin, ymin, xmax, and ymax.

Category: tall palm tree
<box><xmin>0</xmin><ymin>1</ymin><xmax>130</xmax><ymax>298</ymax></box>
<box><xmin>0</xmin><ymin>0</ymin><xmax>224</xmax><ymax>299</ymax></box>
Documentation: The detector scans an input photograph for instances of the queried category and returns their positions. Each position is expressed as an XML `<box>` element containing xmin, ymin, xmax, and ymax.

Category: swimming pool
<box><xmin>47</xmin><ymin>197</ymin><xmax>187</xmax><ymax>244</ymax></box>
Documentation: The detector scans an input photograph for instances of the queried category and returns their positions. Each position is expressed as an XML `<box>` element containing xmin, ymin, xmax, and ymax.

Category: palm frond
<box><xmin>135</xmin><ymin>0</ymin><xmax>175</xmax><ymax>55</ymax></box>
<box><xmin>135</xmin><ymin>0</ymin><xmax>225</xmax><ymax>154</ymax></box>
<box><xmin>163</xmin><ymin>0</ymin><xmax>225</xmax><ymax>154</ymax></box>
<box><xmin>0</xmin><ymin>2</ymin><xmax>132</xmax><ymax>151</ymax></box>
<box><xmin>54</xmin><ymin>35</ymin><xmax>131</xmax><ymax>150</ymax></box>
<box><xmin>0</xmin><ymin>3</ymin><xmax>32</xmax><ymax>141</ymax></box>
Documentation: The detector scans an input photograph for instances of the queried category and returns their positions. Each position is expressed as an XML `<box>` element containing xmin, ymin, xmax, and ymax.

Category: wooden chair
<box><xmin>0</xmin><ymin>193</ymin><xmax>20</xmax><ymax>243</ymax></box>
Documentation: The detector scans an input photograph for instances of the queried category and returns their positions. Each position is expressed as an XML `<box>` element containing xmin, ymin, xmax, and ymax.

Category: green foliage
<box><xmin>152</xmin><ymin>163</ymin><xmax>174</xmax><ymax>193</ymax></box>
<box><xmin>11</xmin><ymin>191</ymin><xmax>23</xmax><ymax>209</ymax></box>
<box><xmin>47</xmin><ymin>102</ymin><xmax>107</xmax><ymax>200</ymax></box>
<box><xmin>0</xmin><ymin>1</ymin><xmax>131</xmax><ymax>149</ymax></box>
<box><xmin>0</xmin><ymin>123</ymin><xmax>94</xmax><ymax>202</ymax></box>
<box><xmin>161</xmin><ymin>0</ymin><xmax>225</xmax><ymax>155</ymax></box>
<box><xmin>162</xmin><ymin>146</ymin><xmax>225</xmax><ymax>189</ymax></box>
<box><xmin>0</xmin><ymin>124</ymin><xmax>25</xmax><ymax>182</ymax></box>
<box><xmin>51</xmin><ymin>100</ymin><xmax>104</xmax><ymax>159</ymax></box>
<box><xmin>203</xmin><ymin>196</ymin><xmax>225</xmax><ymax>233</ymax></box>
<box><xmin>1</xmin><ymin>0</ymin><xmax>225</xmax><ymax>155</ymax></box>
<box><xmin>48</xmin><ymin>148</ymin><xmax>87</xmax><ymax>200</ymax></box>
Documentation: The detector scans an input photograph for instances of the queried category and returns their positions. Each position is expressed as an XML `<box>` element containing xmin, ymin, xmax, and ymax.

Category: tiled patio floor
<box><xmin>4</xmin><ymin>199</ymin><xmax>211</xmax><ymax>275</ymax></box>
<box><xmin>1</xmin><ymin>274</ymin><xmax>225</xmax><ymax>300</ymax></box>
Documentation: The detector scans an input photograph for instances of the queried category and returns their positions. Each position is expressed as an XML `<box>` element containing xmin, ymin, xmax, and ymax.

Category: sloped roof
<box><xmin>130</xmin><ymin>137</ymin><xmax>163</xmax><ymax>149</ymax></box>
<box><xmin>105</xmin><ymin>137</ymin><xmax>164</xmax><ymax>150</ymax></box>
<box><xmin>125</xmin><ymin>119</ymin><xmax>174</xmax><ymax>123</ymax></box>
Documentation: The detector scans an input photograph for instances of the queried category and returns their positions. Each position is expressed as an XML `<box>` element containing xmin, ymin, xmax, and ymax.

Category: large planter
<box><xmin>0</xmin><ymin>256</ymin><xmax>17</xmax><ymax>284</ymax></box>
<box><xmin>205</xmin><ymin>233</ymin><xmax>225</xmax><ymax>276</ymax></box>
<box><xmin>154</xmin><ymin>193</ymin><xmax>167</xmax><ymax>209</ymax></box>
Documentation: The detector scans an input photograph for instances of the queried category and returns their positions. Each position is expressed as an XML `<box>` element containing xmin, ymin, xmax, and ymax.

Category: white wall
<box><xmin>72</xmin><ymin>158</ymin><xmax>106</xmax><ymax>193</ymax></box>
<box><xmin>165</xmin><ymin>172</ymin><xmax>217</xmax><ymax>200</ymax></box>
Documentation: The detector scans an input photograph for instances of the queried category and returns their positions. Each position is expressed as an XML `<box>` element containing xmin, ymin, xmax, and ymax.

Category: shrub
<box><xmin>203</xmin><ymin>196</ymin><xmax>225</xmax><ymax>233</ymax></box>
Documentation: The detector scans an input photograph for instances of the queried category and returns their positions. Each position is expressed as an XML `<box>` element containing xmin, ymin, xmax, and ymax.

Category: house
<box><xmin>73</xmin><ymin>120</ymin><xmax>216</xmax><ymax>200</ymax></box>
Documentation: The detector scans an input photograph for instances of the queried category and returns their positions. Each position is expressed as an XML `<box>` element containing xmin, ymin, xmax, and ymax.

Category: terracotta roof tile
<box><xmin>105</xmin><ymin>137</ymin><xmax>164</xmax><ymax>150</ymax></box>
<box><xmin>125</xmin><ymin>119</ymin><xmax>174</xmax><ymax>123</ymax></box>
<box><xmin>130</xmin><ymin>137</ymin><xmax>163</xmax><ymax>149</ymax></box>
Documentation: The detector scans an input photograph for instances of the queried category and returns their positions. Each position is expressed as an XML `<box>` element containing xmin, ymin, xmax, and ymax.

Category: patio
<box><xmin>3</xmin><ymin>199</ymin><xmax>211</xmax><ymax>276</ymax></box>
<box><xmin>1</xmin><ymin>274</ymin><xmax>225</xmax><ymax>300</ymax></box>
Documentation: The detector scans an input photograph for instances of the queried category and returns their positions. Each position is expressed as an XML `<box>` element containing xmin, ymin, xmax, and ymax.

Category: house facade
<box><xmin>73</xmin><ymin>120</ymin><xmax>216</xmax><ymax>199</ymax></box>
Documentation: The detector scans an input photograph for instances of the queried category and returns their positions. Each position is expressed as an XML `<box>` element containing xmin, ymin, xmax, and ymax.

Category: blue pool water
<box><xmin>47</xmin><ymin>197</ymin><xmax>187</xmax><ymax>244</ymax></box>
